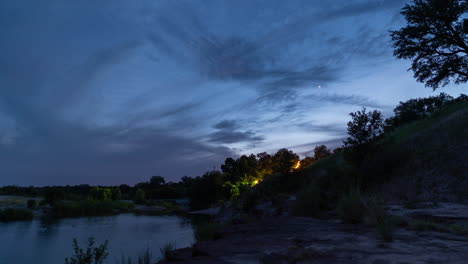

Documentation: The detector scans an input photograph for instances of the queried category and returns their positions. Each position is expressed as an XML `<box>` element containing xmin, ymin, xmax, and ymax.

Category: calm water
<box><xmin>0</xmin><ymin>214</ymin><xmax>195</xmax><ymax>264</ymax></box>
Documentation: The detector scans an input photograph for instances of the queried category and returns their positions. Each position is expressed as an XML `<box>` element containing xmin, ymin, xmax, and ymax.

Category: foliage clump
<box><xmin>0</xmin><ymin>208</ymin><xmax>33</xmax><ymax>222</ymax></box>
<box><xmin>390</xmin><ymin>0</ymin><xmax>467</xmax><ymax>89</ymax></box>
<box><xmin>337</xmin><ymin>188</ymin><xmax>366</xmax><ymax>224</ymax></box>
<box><xmin>64</xmin><ymin>238</ymin><xmax>109</xmax><ymax>264</ymax></box>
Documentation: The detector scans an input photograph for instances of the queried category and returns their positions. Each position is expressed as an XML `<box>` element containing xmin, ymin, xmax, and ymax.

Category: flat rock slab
<box><xmin>164</xmin><ymin>216</ymin><xmax>468</xmax><ymax>264</ymax></box>
<box><xmin>189</xmin><ymin>207</ymin><xmax>221</xmax><ymax>216</ymax></box>
<box><xmin>389</xmin><ymin>203</ymin><xmax>468</xmax><ymax>220</ymax></box>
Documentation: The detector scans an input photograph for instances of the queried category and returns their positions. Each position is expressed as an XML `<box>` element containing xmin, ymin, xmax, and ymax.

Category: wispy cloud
<box><xmin>2</xmin><ymin>0</ymin><xmax>452</xmax><ymax>185</ymax></box>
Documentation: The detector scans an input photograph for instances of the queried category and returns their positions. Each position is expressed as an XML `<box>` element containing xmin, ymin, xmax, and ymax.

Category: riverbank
<box><xmin>161</xmin><ymin>202</ymin><xmax>468</xmax><ymax>263</ymax></box>
<box><xmin>162</xmin><ymin>214</ymin><xmax>468</xmax><ymax>263</ymax></box>
<box><xmin>0</xmin><ymin>195</ymin><xmax>186</xmax><ymax>222</ymax></box>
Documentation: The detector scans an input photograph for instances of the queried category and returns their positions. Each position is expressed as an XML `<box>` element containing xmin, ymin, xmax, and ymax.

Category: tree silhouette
<box><xmin>313</xmin><ymin>145</ymin><xmax>331</xmax><ymax>160</ymax></box>
<box><xmin>343</xmin><ymin>108</ymin><xmax>383</xmax><ymax>147</ymax></box>
<box><xmin>390</xmin><ymin>0</ymin><xmax>467</xmax><ymax>89</ymax></box>
<box><xmin>272</xmin><ymin>148</ymin><xmax>300</xmax><ymax>175</ymax></box>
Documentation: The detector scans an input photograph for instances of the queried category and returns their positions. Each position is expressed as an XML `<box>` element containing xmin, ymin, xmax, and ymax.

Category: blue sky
<box><xmin>0</xmin><ymin>0</ymin><xmax>465</xmax><ymax>185</ymax></box>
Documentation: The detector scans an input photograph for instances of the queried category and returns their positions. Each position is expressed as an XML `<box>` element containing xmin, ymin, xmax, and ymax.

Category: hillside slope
<box><xmin>365</xmin><ymin>102</ymin><xmax>468</xmax><ymax>203</ymax></box>
<box><xmin>299</xmin><ymin>101</ymin><xmax>468</xmax><ymax>205</ymax></box>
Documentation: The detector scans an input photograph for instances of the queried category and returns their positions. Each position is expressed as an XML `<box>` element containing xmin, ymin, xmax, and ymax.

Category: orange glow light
<box><xmin>293</xmin><ymin>160</ymin><xmax>301</xmax><ymax>170</ymax></box>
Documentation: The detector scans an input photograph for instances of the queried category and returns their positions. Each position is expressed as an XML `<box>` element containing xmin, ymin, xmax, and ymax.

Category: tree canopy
<box><xmin>390</xmin><ymin>0</ymin><xmax>467</xmax><ymax>89</ymax></box>
<box><xmin>343</xmin><ymin>108</ymin><xmax>383</xmax><ymax>147</ymax></box>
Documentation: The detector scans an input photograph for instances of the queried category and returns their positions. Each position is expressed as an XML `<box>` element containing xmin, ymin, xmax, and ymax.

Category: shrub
<box><xmin>337</xmin><ymin>188</ymin><xmax>366</xmax><ymax>224</ymax></box>
<box><xmin>194</xmin><ymin>222</ymin><xmax>225</xmax><ymax>242</ymax></box>
<box><xmin>133</xmin><ymin>189</ymin><xmax>146</xmax><ymax>205</ymax></box>
<box><xmin>0</xmin><ymin>208</ymin><xmax>34</xmax><ymax>222</ymax></box>
<box><xmin>64</xmin><ymin>237</ymin><xmax>109</xmax><ymax>264</ymax></box>
<box><xmin>159</xmin><ymin>242</ymin><xmax>176</xmax><ymax>262</ymax></box>
<box><xmin>366</xmin><ymin>199</ymin><xmax>394</xmax><ymax>242</ymax></box>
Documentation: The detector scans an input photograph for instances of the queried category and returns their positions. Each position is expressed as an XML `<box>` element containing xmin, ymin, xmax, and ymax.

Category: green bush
<box><xmin>0</xmin><ymin>208</ymin><xmax>34</xmax><ymax>222</ymax></box>
<box><xmin>64</xmin><ymin>237</ymin><xmax>109</xmax><ymax>264</ymax></box>
<box><xmin>337</xmin><ymin>188</ymin><xmax>366</xmax><ymax>224</ymax></box>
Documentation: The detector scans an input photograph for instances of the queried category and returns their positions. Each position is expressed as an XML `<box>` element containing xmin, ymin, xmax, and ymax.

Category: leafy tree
<box><xmin>44</xmin><ymin>188</ymin><xmax>65</xmax><ymax>205</ymax></box>
<box><xmin>90</xmin><ymin>187</ymin><xmax>111</xmax><ymax>201</ymax></box>
<box><xmin>133</xmin><ymin>188</ymin><xmax>146</xmax><ymax>205</ymax></box>
<box><xmin>313</xmin><ymin>145</ymin><xmax>331</xmax><ymax>160</ymax></box>
<box><xmin>333</xmin><ymin>147</ymin><xmax>344</xmax><ymax>154</ymax></box>
<box><xmin>188</xmin><ymin>171</ymin><xmax>224</xmax><ymax>210</ymax></box>
<box><xmin>384</xmin><ymin>93</ymin><xmax>454</xmax><ymax>130</ymax></box>
<box><xmin>301</xmin><ymin>156</ymin><xmax>316</xmax><ymax>168</ymax></box>
<box><xmin>111</xmin><ymin>188</ymin><xmax>122</xmax><ymax>201</ymax></box>
<box><xmin>343</xmin><ymin>108</ymin><xmax>383</xmax><ymax>147</ymax></box>
<box><xmin>149</xmin><ymin>176</ymin><xmax>165</xmax><ymax>186</ymax></box>
<box><xmin>64</xmin><ymin>238</ymin><xmax>109</xmax><ymax>264</ymax></box>
<box><xmin>390</xmin><ymin>0</ymin><xmax>467</xmax><ymax>89</ymax></box>
<box><xmin>221</xmin><ymin>155</ymin><xmax>259</xmax><ymax>183</ymax></box>
<box><xmin>271</xmin><ymin>148</ymin><xmax>300</xmax><ymax>175</ymax></box>
<box><xmin>256</xmin><ymin>152</ymin><xmax>274</xmax><ymax>176</ymax></box>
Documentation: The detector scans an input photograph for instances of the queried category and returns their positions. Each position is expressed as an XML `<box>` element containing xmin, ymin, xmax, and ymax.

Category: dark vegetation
<box><xmin>390</xmin><ymin>0</ymin><xmax>467</xmax><ymax>89</ymax></box>
<box><xmin>52</xmin><ymin>200</ymin><xmax>134</xmax><ymax>218</ymax></box>
<box><xmin>0</xmin><ymin>208</ymin><xmax>33</xmax><ymax>222</ymax></box>
<box><xmin>64</xmin><ymin>237</ymin><xmax>170</xmax><ymax>264</ymax></box>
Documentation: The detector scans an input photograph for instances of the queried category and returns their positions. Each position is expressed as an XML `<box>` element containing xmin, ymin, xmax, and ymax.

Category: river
<box><xmin>0</xmin><ymin>214</ymin><xmax>195</xmax><ymax>264</ymax></box>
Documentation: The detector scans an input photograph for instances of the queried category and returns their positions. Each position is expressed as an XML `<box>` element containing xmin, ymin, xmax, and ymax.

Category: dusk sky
<box><xmin>0</xmin><ymin>0</ymin><xmax>465</xmax><ymax>186</ymax></box>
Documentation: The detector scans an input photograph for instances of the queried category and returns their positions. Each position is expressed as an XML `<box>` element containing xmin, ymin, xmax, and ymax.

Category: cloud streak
<box><xmin>3</xmin><ymin>0</ymin><xmax>460</xmax><ymax>185</ymax></box>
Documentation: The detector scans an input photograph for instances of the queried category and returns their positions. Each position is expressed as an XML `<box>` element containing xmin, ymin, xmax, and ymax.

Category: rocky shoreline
<box><xmin>162</xmin><ymin>203</ymin><xmax>468</xmax><ymax>264</ymax></box>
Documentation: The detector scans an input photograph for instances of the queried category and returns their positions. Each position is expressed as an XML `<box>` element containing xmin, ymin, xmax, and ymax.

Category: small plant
<box><xmin>366</xmin><ymin>199</ymin><xmax>394</xmax><ymax>242</ymax></box>
<box><xmin>337</xmin><ymin>188</ymin><xmax>366</xmax><ymax>224</ymax></box>
<box><xmin>159</xmin><ymin>242</ymin><xmax>176</xmax><ymax>262</ymax></box>
<box><xmin>64</xmin><ymin>237</ymin><xmax>109</xmax><ymax>264</ymax></box>
<box><xmin>137</xmin><ymin>248</ymin><xmax>152</xmax><ymax>264</ymax></box>
<box><xmin>117</xmin><ymin>249</ymin><xmax>152</xmax><ymax>264</ymax></box>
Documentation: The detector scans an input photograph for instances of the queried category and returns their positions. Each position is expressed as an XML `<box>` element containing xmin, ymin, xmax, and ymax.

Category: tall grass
<box><xmin>337</xmin><ymin>188</ymin><xmax>366</xmax><ymax>224</ymax></box>
<box><xmin>366</xmin><ymin>198</ymin><xmax>394</xmax><ymax>242</ymax></box>
<box><xmin>159</xmin><ymin>242</ymin><xmax>176</xmax><ymax>262</ymax></box>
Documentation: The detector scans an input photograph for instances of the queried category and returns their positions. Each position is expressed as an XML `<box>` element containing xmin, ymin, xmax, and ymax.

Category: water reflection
<box><xmin>0</xmin><ymin>214</ymin><xmax>194</xmax><ymax>264</ymax></box>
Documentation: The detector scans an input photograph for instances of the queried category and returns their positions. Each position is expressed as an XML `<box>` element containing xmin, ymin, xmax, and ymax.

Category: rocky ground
<box><xmin>164</xmin><ymin>203</ymin><xmax>468</xmax><ymax>264</ymax></box>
